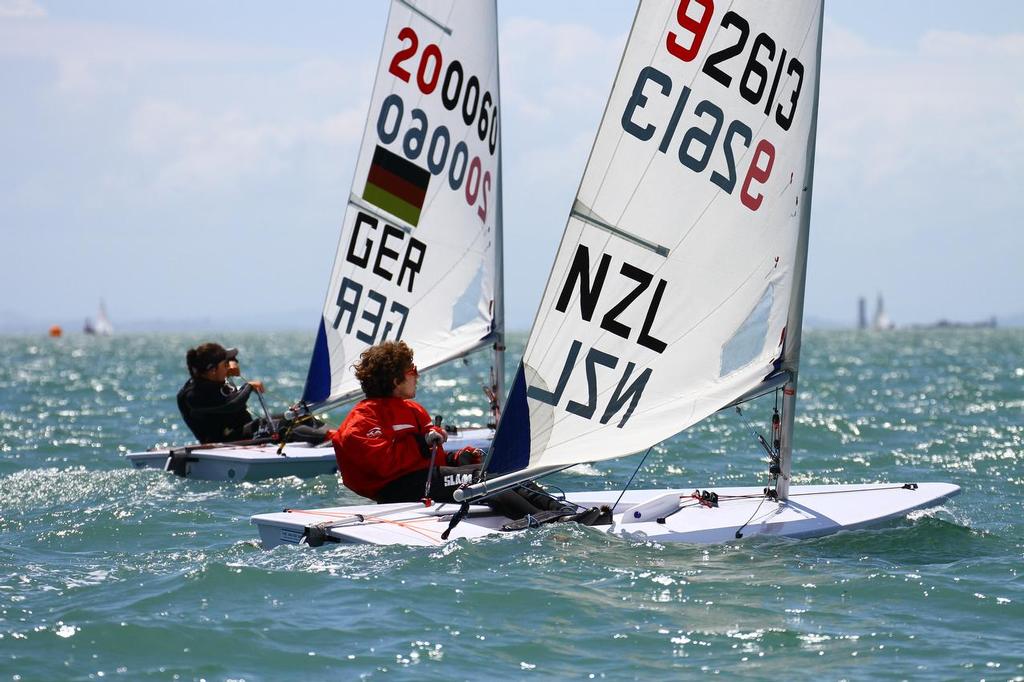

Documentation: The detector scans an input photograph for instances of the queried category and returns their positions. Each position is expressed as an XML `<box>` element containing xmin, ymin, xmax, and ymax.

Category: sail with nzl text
<box><xmin>487</xmin><ymin>0</ymin><xmax>822</xmax><ymax>477</ymax></box>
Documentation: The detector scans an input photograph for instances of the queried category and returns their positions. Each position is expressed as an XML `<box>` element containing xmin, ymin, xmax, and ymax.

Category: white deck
<box><xmin>126</xmin><ymin>428</ymin><xmax>494</xmax><ymax>482</ymax></box>
<box><xmin>251</xmin><ymin>482</ymin><xmax>961</xmax><ymax>548</ymax></box>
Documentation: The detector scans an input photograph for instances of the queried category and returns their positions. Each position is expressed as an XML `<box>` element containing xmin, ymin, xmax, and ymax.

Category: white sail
<box><xmin>488</xmin><ymin>0</ymin><xmax>822</xmax><ymax>476</ymax></box>
<box><xmin>85</xmin><ymin>299</ymin><xmax>113</xmax><ymax>336</ymax></box>
<box><xmin>94</xmin><ymin>300</ymin><xmax>113</xmax><ymax>336</ymax></box>
<box><xmin>303</xmin><ymin>0</ymin><xmax>502</xmax><ymax>407</ymax></box>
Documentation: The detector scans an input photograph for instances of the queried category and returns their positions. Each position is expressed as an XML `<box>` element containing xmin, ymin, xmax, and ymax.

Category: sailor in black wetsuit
<box><xmin>177</xmin><ymin>343</ymin><xmax>327</xmax><ymax>445</ymax></box>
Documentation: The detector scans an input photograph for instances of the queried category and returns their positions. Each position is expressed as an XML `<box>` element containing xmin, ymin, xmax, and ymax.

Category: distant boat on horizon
<box><xmin>83</xmin><ymin>300</ymin><xmax>113</xmax><ymax>336</ymax></box>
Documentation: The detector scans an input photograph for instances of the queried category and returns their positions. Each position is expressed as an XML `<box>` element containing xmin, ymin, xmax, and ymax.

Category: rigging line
<box><xmin>734</xmin><ymin>499</ymin><xmax>768</xmax><ymax>539</ymax></box>
<box><xmin>734</xmin><ymin>404</ymin><xmax>776</xmax><ymax>459</ymax></box>
<box><xmin>693</xmin><ymin>483</ymin><xmax>924</xmax><ymax>503</ymax></box>
<box><xmin>733</xmin><ymin>484</ymin><xmax>921</xmax><ymax>539</ymax></box>
<box><xmin>396</xmin><ymin>0</ymin><xmax>452</xmax><ymax>35</ymax></box>
<box><xmin>786</xmin><ymin>484</ymin><xmax>922</xmax><ymax>498</ymax></box>
<box><xmin>644</xmin><ymin>483</ymin><xmax>927</xmax><ymax>507</ymax></box>
<box><xmin>286</xmin><ymin>502</ymin><xmax>440</xmax><ymax>520</ymax></box>
<box><xmin>734</xmin><ymin>469</ymin><xmax>775</xmax><ymax>539</ymax></box>
<box><xmin>234</xmin><ymin>374</ymin><xmax>276</xmax><ymax>434</ymax></box>
<box><xmin>610</xmin><ymin>446</ymin><xmax>654</xmax><ymax>515</ymax></box>
<box><xmin>286</xmin><ymin>507</ymin><xmax>445</xmax><ymax>543</ymax></box>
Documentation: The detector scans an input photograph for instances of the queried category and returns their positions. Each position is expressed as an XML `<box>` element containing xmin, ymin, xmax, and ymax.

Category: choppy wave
<box><xmin>1</xmin><ymin>330</ymin><xmax>1023</xmax><ymax>679</ymax></box>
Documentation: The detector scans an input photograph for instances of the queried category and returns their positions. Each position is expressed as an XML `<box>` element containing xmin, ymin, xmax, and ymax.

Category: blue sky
<box><xmin>1</xmin><ymin>0</ymin><xmax>1022</xmax><ymax>332</ymax></box>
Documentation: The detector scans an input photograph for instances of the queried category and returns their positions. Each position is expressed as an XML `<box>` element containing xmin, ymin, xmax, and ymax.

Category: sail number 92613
<box><xmin>622</xmin><ymin>66</ymin><xmax>774</xmax><ymax>212</ymax></box>
<box><xmin>666</xmin><ymin>0</ymin><xmax>805</xmax><ymax>131</ymax></box>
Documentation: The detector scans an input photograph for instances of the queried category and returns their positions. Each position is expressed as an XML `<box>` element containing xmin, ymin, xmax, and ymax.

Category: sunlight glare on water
<box><xmin>0</xmin><ymin>330</ymin><xmax>1022</xmax><ymax>679</ymax></box>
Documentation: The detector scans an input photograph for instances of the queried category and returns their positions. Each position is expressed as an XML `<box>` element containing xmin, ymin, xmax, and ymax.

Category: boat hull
<box><xmin>251</xmin><ymin>482</ymin><xmax>961</xmax><ymax>548</ymax></box>
<box><xmin>126</xmin><ymin>428</ymin><xmax>494</xmax><ymax>482</ymax></box>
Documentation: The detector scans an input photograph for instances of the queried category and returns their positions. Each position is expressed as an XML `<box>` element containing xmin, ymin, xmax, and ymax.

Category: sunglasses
<box><xmin>405</xmin><ymin>364</ymin><xmax>419</xmax><ymax>377</ymax></box>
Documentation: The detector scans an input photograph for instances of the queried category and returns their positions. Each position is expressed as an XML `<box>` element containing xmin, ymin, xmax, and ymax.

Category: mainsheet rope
<box><xmin>610</xmin><ymin>446</ymin><xmax>654</xmax><ymax>517</ymax></box>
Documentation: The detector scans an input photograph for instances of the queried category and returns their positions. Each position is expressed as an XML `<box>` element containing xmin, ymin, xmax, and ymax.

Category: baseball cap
<box><xmin>187</xmin><ymin>343</ymin><xmax>239</xmax><ymax>375</ymax></box>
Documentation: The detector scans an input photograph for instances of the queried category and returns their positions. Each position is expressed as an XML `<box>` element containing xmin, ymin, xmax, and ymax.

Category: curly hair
<box><xmin>353</xmin><ymin>341</ymin><xmax>414</xmax><ymax>398</ymax></box>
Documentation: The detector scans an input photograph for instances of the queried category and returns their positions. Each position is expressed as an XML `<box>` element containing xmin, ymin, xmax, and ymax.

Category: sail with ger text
<box><xmin>303</xmin><ymin>0</ymin><xmax>502</xmax><ymax>407</ymax></box>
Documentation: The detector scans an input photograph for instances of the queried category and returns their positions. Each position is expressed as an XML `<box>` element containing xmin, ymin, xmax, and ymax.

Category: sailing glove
<box><xmin>446</xmin><ymin>446</ymin><xmax>485</xmax><ymax>467</ymax></box>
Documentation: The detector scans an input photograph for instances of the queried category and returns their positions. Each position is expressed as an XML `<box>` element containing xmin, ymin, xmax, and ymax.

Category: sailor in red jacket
<box><xmin>332</xmin><ymin>340</ymin><xmax>482</xmax><ymax>503</ymax></box>
<box><xmin>332</xmin><ymin>341</ymin><xmax>584</xmax><ymax>524</ymax></box>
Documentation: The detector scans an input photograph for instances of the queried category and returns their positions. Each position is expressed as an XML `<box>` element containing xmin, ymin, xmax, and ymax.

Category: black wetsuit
<box><xmin>177</xmin><ymin>378</ymin><xmax>329</xmax><ymax>445</ymax></box>
<box><xmin>177</xmin><ymin>378</ymin><xmax>256</xmax><ymax>444</ymax></box>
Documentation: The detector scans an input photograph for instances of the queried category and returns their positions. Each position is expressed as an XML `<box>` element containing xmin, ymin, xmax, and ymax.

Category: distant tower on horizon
<box><xmin>873</xmin><ymin>293</ymin><xmax>894</xmax><ymax>330</ymax></box>
<box><xmin>857</xmin><ymin>297</ymin><xmax>867</xmax><ymax>330</ymax></box>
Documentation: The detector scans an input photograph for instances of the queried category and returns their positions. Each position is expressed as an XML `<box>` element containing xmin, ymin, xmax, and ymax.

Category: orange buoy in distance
<box><xmin>49</xmin><ymin>325</ymin><xmax>62</xmax><ymax>338</ymax></box>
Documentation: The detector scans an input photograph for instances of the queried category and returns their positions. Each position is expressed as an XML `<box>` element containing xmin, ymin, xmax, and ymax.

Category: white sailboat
<box><xmin>84</xmin><ymin>300</ymin><xmax>114</xmax><ymax>336</ymax></box>
<box><xmin>252</xmin><ymin>0</ymin><xmax>958</xmax><ymax>545</ymax></box>
<box><xmin>127</xmin><ymin>0</ymin><xmax>505</xmax><ymax>481</ymax></box>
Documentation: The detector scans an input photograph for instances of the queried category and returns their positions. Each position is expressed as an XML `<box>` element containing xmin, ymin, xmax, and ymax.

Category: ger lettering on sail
<box><xmin>303</xmin><ymin>0</ymin><xmax>505</xmax><ymax>410</ymax></box>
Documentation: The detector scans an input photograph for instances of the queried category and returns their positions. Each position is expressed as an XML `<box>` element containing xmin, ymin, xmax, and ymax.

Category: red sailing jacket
<box><xmin>331</xmin><ymin>397</ymin><xmax>446</xmax><ymax>500</ymax></box>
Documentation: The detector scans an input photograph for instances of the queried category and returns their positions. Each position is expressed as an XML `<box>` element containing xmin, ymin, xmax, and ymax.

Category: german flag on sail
<box><xmin>363</xmin><ymin>146</ymin><xmax>430</xmax><ymax>227</ymax></box>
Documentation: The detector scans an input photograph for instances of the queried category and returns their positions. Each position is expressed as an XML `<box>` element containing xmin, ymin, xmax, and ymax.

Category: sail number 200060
<box><xmin>382</xmin><ymin>26</ymin><xmax>498</xmax><ymax>225</ymax></box>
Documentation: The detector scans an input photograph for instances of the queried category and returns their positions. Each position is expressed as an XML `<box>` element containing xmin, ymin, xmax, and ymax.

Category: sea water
<box><xmin>1</xmin><ymin>330</ymin><xmax>1021</xmax><ymax>680</ymax></box>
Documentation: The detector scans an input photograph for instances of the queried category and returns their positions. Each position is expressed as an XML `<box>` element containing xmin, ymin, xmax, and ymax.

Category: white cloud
<box><xmin>810</xmin><ymin>18</ymin><xmax>1024</xmax><ymax>322</ymax></box>
<box><xmin>500</xmin><ymin>16</ymin><xmax>625</xmax><ymax>121</ymax></box>
<box><xmin>919</xmin><ymin>29</ymin><xmax>1024</xmax><ymax>58</ymax></box>
<box><xmin>0</xmin><ymin>18</ymin><xmax>274</xmax><ymax>97</ymax></box>
<box><xmin>822</xmin><ymin>18</ymin><xmax>895</xmax><ymax>60</ymax></box>
<box><xmin>497</xmin><ymin>15</ymin><xmax>625</xmax><ymax>194</ymax></box>
<box><xmin>0</xmin><ymin>0</ymin><xmax>45</xmax><ymax>19</ymax></box>
<box><xmin>125</xmin><ymin>98</ymin><xmax>366</xmax><ymax>194</ymax></box>
<box><xmin>1</xmin><ymin>14</ymin><xmax>376</xmax><ymax>199</ymax></box>
<box><xmin>818</xmin><ymin>21</ymin><xmax>1024</xmax><ymax>191</ymax></box>
<box><xmin>0</xmin><ymin>16</ymin><xmax>264</xmax><ymax>63</ymax></box>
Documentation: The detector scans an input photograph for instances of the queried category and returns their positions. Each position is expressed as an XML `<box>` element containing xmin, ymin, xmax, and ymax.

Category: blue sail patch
<box><xmin>301</xmin><ymin>318</ymin><xmax>332</xmax><ymax>404</ymax></box>
<box><xmin>485</xmin><ymin>364</ymin><xmax>532</xmax><ymax>475</ymax></box>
